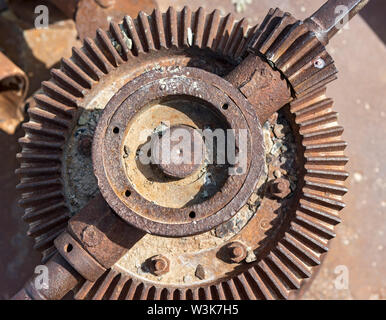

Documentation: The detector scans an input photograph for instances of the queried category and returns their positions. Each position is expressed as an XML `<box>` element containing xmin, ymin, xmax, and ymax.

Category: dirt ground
<box><xmin>0</xmin><ymin>0</ymin><xmax>384</xmax><ymax>299</ymax></box>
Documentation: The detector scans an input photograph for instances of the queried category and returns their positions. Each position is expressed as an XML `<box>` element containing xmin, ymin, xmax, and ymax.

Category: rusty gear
<box><xmin>16</xmin><ymin>6</ymin><xmax>348</xmax><ymax>300</ymax></box>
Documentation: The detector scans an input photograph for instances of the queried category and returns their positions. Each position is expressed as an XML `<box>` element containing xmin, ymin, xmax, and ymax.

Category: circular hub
<box><xmin>151</xmin><ymin>125</ymin><xmax>204</xmax><ymax>179</ymax></box>
<box><xmin>93</xmin><ymin>66</ymin><xmax>265</xmax><ymax>237</ymax></box>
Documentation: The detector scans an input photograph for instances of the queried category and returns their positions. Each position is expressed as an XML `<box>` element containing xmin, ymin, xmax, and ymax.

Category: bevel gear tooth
<box><xmin>28</xmin><ymin>107</ymin><xmax>72</xmax><ymax>129</ymax></box>
<box><xmin>259</xmin><ymin>259</ymin><xmax>290</xmax><ymax>299</ymax></box>
<box><xmin>148</xmin><ymin>9</ymin><xmax>164</xmax><ymax>50</ymax></box>
<box><xmin>96</xmin><ymin>28</ymin><xmax>125</xmax><ymax>67</ymax></box>
<box><xmin>123</xmin><ymin>15</ymin><xmax>145</xmax><ymax>54</ymax></box>
<box><xmin>61</xmin><ymin>57</ymin><xmax>94</xmax><ymax>89</ymax></box>
<box><xmin>18</xmin><ymin>136</ymin><xmax>62</xmax><ymax>150</ymax></box>
<box><xmin>180</xmin><ymin>6</ymin><xmax>192</xmax><ymax>48</ymax></box>
<box><xmin>22</xmin><ymin>201</ymin><xmax>66</xmax><ymax>222</ymax></box>
<box><xmin>224</xmin><ymin>18</ymin><xmax>248</xmax><ymax>58</ymax></box>
<box><xmin>283</xmin><ymin>232</ymin><xmax>322</xmax><ymax>266</ymax></box>
<box><xmin>225</xmin><ymin>278</ymin><xmax>241</xmax><ymax>300</ymax></box>
<box><xmin>92</xmin><ymin>269</ymin><xmax>120</xmax><ymax>300</ymax></box>
<box><xmin>42</xmin><ymin>81</ymin><xmax>79</xmax><ymax>107</ymax></box>
<box><xmin>109</xmin><ymin>274</ymin><xmax>129</xmax><ymax>300</ymax></box>
<box><xmin>17</xmin><ymin>177</ymin><xmax>61</xmax><ymax>191</ymax></box>
<box><xmin>192</xmin><ymin>7</ymin><xmax>205</xmax><ymax>48</ymax></box>
<box><xmin>203</xmin><ymin>9</ymin><xmax>220</xmax><ymax>49</ymax></box>
<box><xmin>166</xmin><ymin>7</ymin><xmax>178</xmax><ymax>48</ymax></box>
<box><xmin>109</xmin><ymin>22</ymin><xmax>130</xmax><ymax>61</ymax></box>
<box><xmin>214</xmin><ymin>283</ymin><xmax>225</xmax><ymax>300</ymax></box>
<box><xmin>275</xmin><ymin>242</ymin><xmax>312</xmax><ymax>278</ymax></box>
<box><xmin>214</xmin><ymin>13</ymin><xmax>235</xmax><ymax>53</ymax></box>
<box><xmin>50</xmin><ymin>69</ymin><xmax>85</xmax><ymax>98</ymax></box>
<box><xmin>27</xmin><ymin>213</ymin><xmax>69</xmax><ymax>238</ymax></box>
<box><xmin>237</xmin><ymin>273</ymin><xmax>257</xmax><ymax>299</ymax></box>
<box><xmin>248</xmin><ymin>266</ymin><xmax>274</xmax><ymax>300</ymax></box>
<box><xmin>34</xmin><ymin>225</ymin><xmax>67</xmax><ymax>262</ymax></box>
<box><xmin>71</xmin><ymin>47</ymin><xmax>103</xmax><ymax>81</ymax></box>
<box><xmin>290</xmin><ymin>222</ymin><xmax>330</xmax><ymax>252</ymax></box>
<box><xmin>84</xmin><ymin>37</ymin><xmax>114</xmax><ymax>74</ymax></box>
<box><xmin>137</xmin><ymin>11</ymin><xmax>157</xmax><ymax>51</ymax></box>
<box><xmin>22</xmin><ymin>121</ymin><xmax>66</xmax><ymax>138</ymax></box>
<box><xmin>234</xmin><ymin>23</ymin><xmax>259</xmax><ymax>61</ymax></box>
<box><xmin>267</xmin><ymin>251</ymin><xmax>302</xmax><ymax>290</ymax></box>
<box><xmin>34</xmin><ymin>94</ymin><xmax>76</xmax><ymax>118</ymax></box>
<box><xmin>74</xmin><ymin>279</ymin><xmax>95</xmax><ymax>300</ymax></box>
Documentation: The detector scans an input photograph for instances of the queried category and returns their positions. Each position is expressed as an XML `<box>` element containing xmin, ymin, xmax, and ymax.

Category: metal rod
<box><xmin>305</xmin><ymin>0</ymin><xmax>370</xmax><ymax>44</ymax></box>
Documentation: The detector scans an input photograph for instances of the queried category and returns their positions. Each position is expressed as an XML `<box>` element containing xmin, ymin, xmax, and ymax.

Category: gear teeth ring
<box><xmin>17</xmin><ymin>7</ymin><xmax>347</xmax><ymax>299</ymax></box>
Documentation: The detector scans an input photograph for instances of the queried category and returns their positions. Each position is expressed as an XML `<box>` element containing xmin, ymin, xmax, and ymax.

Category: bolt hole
<box><xmin>113</xmin><ymin>127</ymin><xmax>120</xmax><ymax>134</ymax></box>
<box><xmin>189</xmin><ymin>211</ymin><xmax>196</xmax><ymax>219</ymax></box>
<box><xmin>65</xmin><ymin>244</ymin><xmax>73</xmax><ymax>253</ymax></box>
<box><xmin>125</xmin><ymin>190</ymin><xmax>131</xmax><ymax>197</ymax></box>
<box><xmin>222</xmin><ymin>103</ymin><xmax>229</xmax><ymax>110</ymax></box>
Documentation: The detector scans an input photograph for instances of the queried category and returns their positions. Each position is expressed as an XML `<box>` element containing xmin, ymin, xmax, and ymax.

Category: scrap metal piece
<box><xmin>270</xmin><ymin>178</ymin><xmax>291</xmax><ymax>199</ymax></box>
<box><xmin>92</xmin><ymin>66</ymin><xmax>265</xmax><ymax>237</ymax></box>
<box><xmin>0</xmin><ymin>52</ymin><xmax>28</xmax><ymax>134</ymax></box>
<box><xmin>248</xmin><ymin>8</ymin><xmax>338</xmax><ymax>98</ymax></box>
<box><xmin>228</xmin><ymin>241</ymin><xmax>247</xmax><ymax>263</ymax></box>
<box><xmin>16</xmin><ymin>5</ymin><xmax>349</xmax><ymax>300</ymax></box>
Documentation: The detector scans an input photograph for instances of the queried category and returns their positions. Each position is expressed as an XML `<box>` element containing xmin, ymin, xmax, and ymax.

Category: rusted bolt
<box><xmin>95</xmin><ymin>0</ymin><xmax>115</xmax><ymax>8</ymax></box>
<box><xmin>195</xmin><ymin>264</ymin><xmax>206</xmax><ymax>280</ymax></box>
<box><xmin>270</xmin><ymin>178</ymin><xmax>291</xmax><ymax>199</ymax></box>
<box><xmin>81</xmin><ymin>225</ymin><xmax>102</xmax><ymax>248</ymax></box>
<box><xmin>228</xmin><ymin>242</ymin><xmax>247</xmax><ymax>263</ymax></box>
<box><xmin>78</xmin><ymin>135</ymin><xmax>92</xmax><ymax>156</ymax></box>
<box><xmin>150</xmin><ymin>255</ymin><xmax>170</xmax><ymax>276</ymax></box>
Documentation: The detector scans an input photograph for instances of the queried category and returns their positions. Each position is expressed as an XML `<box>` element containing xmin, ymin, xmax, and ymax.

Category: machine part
<box><xmin>92</xmin><ymin>65</ymin><xmax>265</xmax><ymax>237</ymax></box>
<box><xmin>13</xmin><ymin>0</ymin><xmax>362</xmax><ymax>299</ymax></box>
<box><xmin>0</xmin><ymin>52</ymin><xmax>28</xmax><ymax>134</ymax></box>
<box><xmin>248</xmin><ymin>9</ymin><xmax>338</xmax><ymax>98</ymax></box>
<box><xmin>75</xmin><ymin>0</ymin><xmax>157</xmax><ymax>39</ymax></box>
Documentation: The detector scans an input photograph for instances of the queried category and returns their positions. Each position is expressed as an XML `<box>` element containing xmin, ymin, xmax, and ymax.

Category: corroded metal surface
<box><xmin>14</xmin><ymin>3</ymin><xmax>352</xmax><ymax>300</ymax></box>
<box><xmin>92</xmin><ymin>66</ymin><xmax>265</xmax><ymax>236</ymax></box>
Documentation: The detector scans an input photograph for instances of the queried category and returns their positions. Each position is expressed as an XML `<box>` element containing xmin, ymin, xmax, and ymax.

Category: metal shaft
<box><xmin>305</xmin><ymin>0</ymin><xmax>370</xmax><ymax>45</ymax></box>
